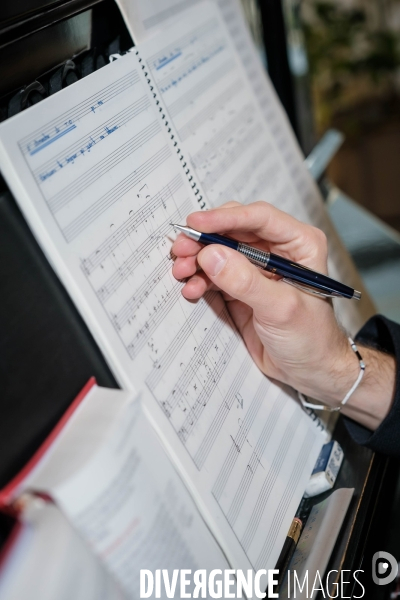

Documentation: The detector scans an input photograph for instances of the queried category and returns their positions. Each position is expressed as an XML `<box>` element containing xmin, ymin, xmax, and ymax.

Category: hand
<box><xmin>172</xmin><ymin>201</ymin><xmax>395</xmax><ymax>428</ymax></box>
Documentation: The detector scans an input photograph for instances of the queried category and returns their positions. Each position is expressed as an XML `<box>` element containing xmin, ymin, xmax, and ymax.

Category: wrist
<box><xmin>341</xmin><ymin>346</ymin><xmax>396</xmax><ymax>430</ymax></box>
<box><xmin>304</xmin><ymin>340</ymin><xmax>396</xmax><ymax>431</ymax></box>
<box><xmin>316</xmin><ymin>335</ymin><xmax>362</xmax><ymax>407</ymax></box>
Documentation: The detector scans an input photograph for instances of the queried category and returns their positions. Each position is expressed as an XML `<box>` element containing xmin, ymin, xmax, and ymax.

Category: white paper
<box><xmin>0</xmin><ymin>499</ymin><xmax>124</xmax><ymax>600</ymax></box>
<box><xmin>0</xmin><ymin>51</ymin><xmax>323</xmax><ymax>589</ymax></box>
<box><xmin>20</xmin><ymin>386</ymin><xmax>228</xmax><ymax>598</ymax></box>
<box><xmin>138</xmin><ymin>3</ymin><xmax>303</xmax><ymax>216</ymax></box>
<box><xmin>117</xmin><ymin>0</ymin><xmax>375</xmax><ymax>333</ymax></box>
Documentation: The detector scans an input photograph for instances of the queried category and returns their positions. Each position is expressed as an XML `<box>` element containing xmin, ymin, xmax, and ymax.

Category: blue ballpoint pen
<box><xmin>171</xmin><ymin>224</ymin><xmax>361</xmax><ymax>300</ymax></box>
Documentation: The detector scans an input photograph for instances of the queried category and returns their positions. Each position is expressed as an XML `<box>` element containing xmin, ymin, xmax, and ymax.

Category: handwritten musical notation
<box><xmin>154</xmin><ymin>51</ymin><xmax>182</xmax><ymax>70</ymax></box>
<box><xmin>1</xmin><ymin>42</ymin><xmax>325</xmax><ymax>579</ymax></box>
<box><xmin>77</xmin><ymin>160</ymin><xmax>256</xmax><ymax>464</ymax></box>
<box><xmin>144</xmin><ymin>5</ymin><xmax>295</xmax><ymax>210</ymax></box>
<box><xmin>209</xmin><ymin>394</ymin><xmax>297</xmax><ymax>569</ymax></box>
<box><xmin>38</xmin><ymin>126</ymin><xmax>116</xmax><ymax>181</ymax></box>
<box><xmin>253</xmin><ymin>434</ymin><xmax>315</xmax><ymax>571</ymax></box>
<box><xmin>29</xmin><ymin>121</ymin><xmax>76</xmax><ymax>156</ymax></box>
<box><xmin>19</xmin><ymin>72</ymin><xmax>139</xmax><ymax>157</ymax></box>
<box><xmin>225</xmin><ymin>396</ymin><xmax>289</xmax><ymax>529</ymax></box>
<box><xmin>158</xmin><ymin>307</ymin><xmax>237</xmax><ymax>431</ymax></box>
<box><xmin>209</xmin><ymin>382</ymin><xmax>318</xmax><ymax>571</ymax></box>
<box><xmin>177</xmin><ymin>78</ymin><xmax>241</xmax><ymax>142</ymax></box>
<box><xmin>145</xmin><ymin>290</ymin><xmax>218</xmax><ymax>392</ymax></box>
<box><xmin>212</xmin><ymin>377</ymin><xmax>274</xmax><ymax>503</ymax></box>
<box><xmin>48</xmin><ymin>120</ymin><xmax>162</xmax><ymax>218</ymax></box>
<box><xmin>158</xmin><ymin>44</ymin><xmax>225</xmax><ymax>94</ymax></box>
<box><xmin>167</xmin><ymin>60</ymin><xmax>234</xmax><ymax>121</ymax></box>
<box><xmin>17</xmin><ymin>56</ymin><xmax>258</xmax><ymax>476</ymax></box>
<box><xmin>216</xmin><ymin>0</ymin><xmax>315</xmax><ymax>220</ymax></box>
<box><xmin>34</xmin><ymin>98</ymin><xmax>150</xmax><ymax>184</ymax></box>
<box><xmin>148</xmin><ymin>20</ymin><xmax>230</xmax><ymax>99</ymax></box>
<box><xmin>193</xmin><ymin>353</ymin><xmax>252</xmax><ymax>470</ymax></box>
<box><xmin>217</xmin><ymin>142</ymin><xmax>273</xmax><ymax>206</ymax></box>
<box><xmin>17</xmin><ymin>54</ymin><xmax>267</xmax><ymax>477</ymax></box>
<box><xmin>81</xmin><ymin>179</ymin><xmax>190</xmax><ymax>356</ymax></box>
<box><xmin>190</xmin><ymin>103</ymin><xmax>252</xmax><ymax>169</ymax></box>
<box><xmin>148</xmin><ymin>304</ymin><xmax>245</xmax><ymax>460</ymax></box>
<box><xmin>149</xmin><ymin>20</ymin><xmax>216</xmax><ymax>70</ymax></box>
<box><xmin>65</xmin><ymin>145</ymin><xmax>171</xmax><ymax>243</ymax></box>
<box><xmin>19</xmin><ymin>68</ymin><xmax>164</xmax><ymax>248</ymax></box>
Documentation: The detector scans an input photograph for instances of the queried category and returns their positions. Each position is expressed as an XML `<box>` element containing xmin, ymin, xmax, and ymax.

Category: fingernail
<box><xmin>200</xmin><ymin>247</ymin><xmax>227</xmax><ymax>276</ymax></box>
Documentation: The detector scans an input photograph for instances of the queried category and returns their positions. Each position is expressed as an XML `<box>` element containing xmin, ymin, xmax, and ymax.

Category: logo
<box><xmin>372</xmin><ymin>551</ymin><xmax>398</xmax><ymax>586</ymax></box>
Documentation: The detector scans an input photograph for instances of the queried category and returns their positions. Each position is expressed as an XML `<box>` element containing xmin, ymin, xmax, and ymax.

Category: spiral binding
<box><xmin>135</xmin><ymin>50</ymin><xmax>206</xmax><ymax>210</ymax></box>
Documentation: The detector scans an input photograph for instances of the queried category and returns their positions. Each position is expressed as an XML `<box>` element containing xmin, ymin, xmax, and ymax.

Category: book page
<box><xmin>21</xmin><ymin>386</ymin><xmax>228</xmax><ymax>598</ymax></box>
<box><xmin>0</xmin><ymin>52</ymin><xmax>323</xmax><ymax>585</ymax></box>
<box><xmin>120</xmin><ymin>0</ymin><xmax>375</xmax><ymax>333</ymax></box>
<box><xmin>0</xmin><ymin>499</ymin><xmax>124</xmax><ymax>600</ymax></box>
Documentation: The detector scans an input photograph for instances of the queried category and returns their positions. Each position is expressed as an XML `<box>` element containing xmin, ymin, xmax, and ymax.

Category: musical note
<box><xmin>159</xmin><ymin>45</ymin><xmax>225</xmax><ymax>93</ymax></box>
<box><xmin>90</xmin><ymin>99</ymin><xmax>104</xmax><ymax>113</ymax></box>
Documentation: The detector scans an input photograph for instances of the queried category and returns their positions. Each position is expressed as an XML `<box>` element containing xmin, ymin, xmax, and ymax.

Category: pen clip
<box><xmin>282</xmin><ymin>278</ymin><xmax>342</xmax><ymax>299</ymax></box>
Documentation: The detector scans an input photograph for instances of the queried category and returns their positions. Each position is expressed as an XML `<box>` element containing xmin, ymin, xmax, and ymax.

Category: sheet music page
<box><xmin>0</xmin><ymin>52</ymin><xmax>323</xmax><ymax>584</ymax></box>
<box><xmin>0</xmin><ymin>500</ymin><xmax>124</xmax><ymax>600</ymax></box>
<box><xmin>137</xmin><ymin>3</ymin><xmax>303</xmax><ymax>216</ymax></box>
<box><xmin>22</xmin><ymin>386</ymin><xmax>228</xmax><ymax>598</ymax></box>
<box><xmin>118</xmin><ymin>0</ymin><xmax>375</xmax><ymax>333</ymax></box>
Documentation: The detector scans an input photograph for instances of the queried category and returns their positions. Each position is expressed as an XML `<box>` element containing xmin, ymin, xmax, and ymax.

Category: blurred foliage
<box><xmin>303</xmin><ymin>1</ymin><xmax>400</xmax><ymax>133</ymax></box>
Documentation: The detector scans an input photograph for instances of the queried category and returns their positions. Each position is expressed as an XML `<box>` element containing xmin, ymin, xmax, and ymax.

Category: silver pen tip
<box><xmin>170</xmin><ymin>224</ymin><xmax>201</xmax><ymax>241</ymax></box>
<box><xmin>353</xmin><ymin>290</ymin><xmax>362</xmax><ymax>301</ymax></box>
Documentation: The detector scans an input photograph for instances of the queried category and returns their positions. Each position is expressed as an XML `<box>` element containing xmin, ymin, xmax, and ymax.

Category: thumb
<box><xmin>197</xmin><ymin>244</ymin><xmax>280</xmax><ymax>310</ymax></box>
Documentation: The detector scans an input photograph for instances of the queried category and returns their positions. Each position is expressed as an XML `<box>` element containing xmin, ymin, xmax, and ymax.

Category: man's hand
<box><xmin>172</xmin><ymin>201</ymin><xmax>395</xmax><ymax>428</ymax></box>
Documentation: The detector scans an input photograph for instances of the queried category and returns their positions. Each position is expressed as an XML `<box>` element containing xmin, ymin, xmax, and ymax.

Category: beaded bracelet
<box><xmin>299</xmin><ymin>337</ymin><xmax>366</xmax><ymax>412</ymax></box>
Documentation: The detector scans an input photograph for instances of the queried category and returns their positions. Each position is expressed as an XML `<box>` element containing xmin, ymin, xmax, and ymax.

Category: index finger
<box><xmin>187</xmin><ymin>201</ymin><xmax>328</xmax><ymax>268</ymax></box>
<box><xmin>187</xmin><ymin>202</ymin><xmax>306</xmax><ymax>243</ymax></box>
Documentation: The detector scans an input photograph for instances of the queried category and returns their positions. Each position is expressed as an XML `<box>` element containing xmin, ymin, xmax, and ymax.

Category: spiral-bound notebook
<box><xmin>0</xmin><ymin>7</ymin><xmax>327</xmax><ymax>591</ymax></box>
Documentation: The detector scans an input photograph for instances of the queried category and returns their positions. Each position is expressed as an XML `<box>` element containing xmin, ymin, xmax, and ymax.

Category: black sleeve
<box><xmin>343</xmin><ymin>315</ymin><xmax>400</xmax><ymax>457</ymax></box>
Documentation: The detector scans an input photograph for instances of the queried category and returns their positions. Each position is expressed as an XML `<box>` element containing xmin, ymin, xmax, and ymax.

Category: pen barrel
<box><xmin>274</xmin><ymin>518</ymin><xmax>302</xmax><ymax>589</ymax></box>
<box><xmin>198</xmin><ymin>234</ymin><xmax>355</xmax><ymax>298</ymax></box>
<box><xmin>267</xmin><ymin>254</ymin><xmax>355</xmax><ymax>299</ymax></box>
<box><xmin>275</xmin><ymin>537</ymin><xmax>297</xmax><ymax>587</ymax></box>
<box><xmin>199</xmin><ymin>232</ymin><xmax>239</xmax><ymax>250</ymax></box>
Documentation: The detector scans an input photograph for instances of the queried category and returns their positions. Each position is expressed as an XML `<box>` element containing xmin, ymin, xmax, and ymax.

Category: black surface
<box><xmin>258</xmin><ymin>0</ymin><xmax>299</xmax><ymax>140</ymax></box>
<box><xmin>0</xmin><ymin>0</ymin><xmax>132</xmax><ymax>107</ymax></box>
<box><xmin>0</xmin><ymin>11</ymin><xmax>91</xmax><ymax>98</ymax></box>
<box><xmin>358</xmin><ymin>457</ymin><xmax>400</xmax><ymax>599</ymax></box>
<box><xmin>323</xmin><ymin>418</ymin><xmax>388</xmax><ymax>596</ymax></box>
<box><xmin>0</xmin><ymin>192</ymin><xmax>117</xmax><ymax>490</ymax></box>
<box><xmin>0</xmin><ymin>0</ymin><xmax>104</xmax><ymax>48</ymax></box>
